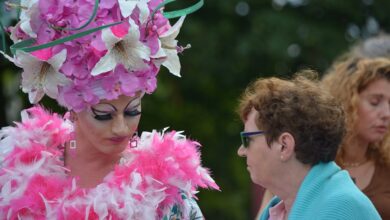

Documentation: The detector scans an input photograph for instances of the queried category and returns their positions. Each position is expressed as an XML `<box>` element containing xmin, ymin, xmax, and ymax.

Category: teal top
<box><xmin>259</xmin><ymin>162</ymin><xmax>381</xmax><ymax>220</ymax></box>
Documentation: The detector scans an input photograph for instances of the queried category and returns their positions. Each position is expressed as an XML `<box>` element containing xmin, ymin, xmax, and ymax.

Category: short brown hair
<box><xmin>322</xmin><ymin>57</ymin><xmax>390</xmax><ymax>166</ymax></box>
<box><xmin>238</xmin><ymin>71</ymin><xmax>345</xmax><ymax>165</ymax></box>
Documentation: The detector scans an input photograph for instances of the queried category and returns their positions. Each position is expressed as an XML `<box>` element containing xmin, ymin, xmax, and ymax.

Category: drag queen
<box><xmin>0</xmin><ymin>0</ymin><xmax>218</xmax><ymax>219</ymax></box>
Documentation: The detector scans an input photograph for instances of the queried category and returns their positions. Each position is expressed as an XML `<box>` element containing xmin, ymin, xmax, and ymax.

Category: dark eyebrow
<box><xmin>126</xmin><ymin>103</ymin><xmax>141</xmax><ymax>111</ymax></box>
<box><xmin>91</xmin><ymin>103</ymin><xmax>117</xmax><ymax>112</ymax></box>
<box><xmin>125</xmin><ymin>97</ymin><xmax>141</xmax><ymax>109</ymax></box>
<box><xmin>368</xmin><ymin>94</ymin><xmax>384</xmax><ymax>98</ymax></box>
<box><xmin>96</xmin><ymin>95</ymin><xmax>141</xmax><ymax>112</ymax></box>
<box><xmin>95</xmin><ymin>103</ymin><xmax>117</xmax><ymax>111</ymax></box>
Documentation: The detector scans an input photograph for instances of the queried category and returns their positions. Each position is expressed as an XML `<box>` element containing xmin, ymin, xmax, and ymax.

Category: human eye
<box><xmin>91</xmin><ymin>108</ymin><xmax>113</xmax><ymax>121</ymax></box>
<box><xmin>369</xmin><ymin>98</ymin><xmax>381</xmax><ymax>106</ymax></box>
<box><xmin>124</xmin><ymin>102</ymin><xmax>141</xmax><ymax>117</ymax></box>
<box><xmin>124</xmin><ymin>109</ymin><xmax>141</xmax><ymax>117</ymax></box>
<box><xmin>244</xmin><ymin>136</ymin><xmax>251</xmax><ymax>148</ymax></box>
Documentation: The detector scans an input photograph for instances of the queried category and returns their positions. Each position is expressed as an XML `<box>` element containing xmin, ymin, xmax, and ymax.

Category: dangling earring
<box><xmin>68</xmin><ymin>132</ymin><xmax>77</xmax><ymax>157</ymax></box>
<box><xmin>130</xmin><ymin>131</ymin><xmax>139</xmax><ymax>148</ymax></box>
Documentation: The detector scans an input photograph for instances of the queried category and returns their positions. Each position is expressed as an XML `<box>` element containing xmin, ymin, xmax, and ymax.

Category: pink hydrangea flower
<box><xmin>7</xmin><ymin>0</ymin><xmax>187</xmax><ymax>111</ymax></box>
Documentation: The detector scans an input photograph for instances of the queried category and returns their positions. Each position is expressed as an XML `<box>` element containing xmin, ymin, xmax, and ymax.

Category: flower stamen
<box><xmin>115</xmin><ymin>42</ymin><xmax>129</xmax><ymax>60</ymax></box>
<box><xmin>38</xmin><ymin>63</ymin><xmax>51</xmax><ymax>87</ymax></box>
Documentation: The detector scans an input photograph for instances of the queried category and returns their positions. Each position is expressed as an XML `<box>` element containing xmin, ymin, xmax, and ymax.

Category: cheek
<box><xmin>79</xmin><ymin>117</ymin><xmax>107</xmax><ymax>138</ymax></box>
<box><xmin>127</xmin><ymin>116</ymin><xmax>141</xmax><ymax>132</ymax></box>
<box><xmin>358</xmin><ymin>103</ymin><xmax>376</xmax><ymax>125</ymax></box>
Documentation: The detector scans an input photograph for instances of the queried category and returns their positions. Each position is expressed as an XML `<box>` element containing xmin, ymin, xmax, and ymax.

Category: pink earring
<box><xmin>68</xmin><ymin>132</ymin><xmax>77</xmax><ymax>157</ymax></box>
<box><xmin>130</xmin><ymin>132</ymin><xmax>139</xmax><ymax>148</ymax></box>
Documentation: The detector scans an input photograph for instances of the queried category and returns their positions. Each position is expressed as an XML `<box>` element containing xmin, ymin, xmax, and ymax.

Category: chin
<box><xmin>250</xmin><ymin>175</ymin><xmax>261</xmax><ymax>185</ymax></box>
<box><xmin>100</xmin><ymin>145</ymin><xmax>127</xmax><ymax>155</ymax></box>
<box><xmin>367</xmin><ymin>135</ymin><xmax>386</xmax><ymax>144</ymax></box>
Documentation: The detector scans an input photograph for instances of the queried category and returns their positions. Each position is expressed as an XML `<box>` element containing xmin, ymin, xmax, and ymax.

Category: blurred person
<box><xmin>0</xmin><ymin>0</ymin><xmax>219</xmax><ymax>219</ymax></box>
<box><xmin>351</xmin><ymin>33</ymin><xmax>390</xmax><ymax>59</ymax></box>
<box><xmin>256</xmin><ymin>33</ymin><xmax>390</xmax><ymax>219</ymax></box>
<box><xmin>322</xmin><ymin>57</ymin><xmax>390</xmax><ymax>219</ymax></box>
<box><xmin>237</xmin><ymin>72</ymin><xmax>381</xmax><ymax>219</ymax></box>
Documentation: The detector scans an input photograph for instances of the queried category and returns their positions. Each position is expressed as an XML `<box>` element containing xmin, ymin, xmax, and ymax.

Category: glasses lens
<box><xmin>240</xmin><ymin>131</ymin><xmax>265</xmax><ymax>148</ymax></box>
<box><xmin>240</xmin><ymin>133</ymin><xmax>249</xmax><ymax>148</ymax></box>
<box><xmin>243</xmin><ymin>136</ymin><xmax>249</xmax><ymax>148</ymax></box>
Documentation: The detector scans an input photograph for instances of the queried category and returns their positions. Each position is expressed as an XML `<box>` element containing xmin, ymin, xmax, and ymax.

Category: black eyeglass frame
<box><xmin>240</xmin><ymin>131</ymin><xmax>265</xmax><ymax>148</ymax></box>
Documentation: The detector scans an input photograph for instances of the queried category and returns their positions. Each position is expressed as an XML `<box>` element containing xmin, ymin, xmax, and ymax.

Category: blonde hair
<box><xmin>322</xmin><ymin>57</ymin><xmax>390</xmax><ymax>166</ymax></box>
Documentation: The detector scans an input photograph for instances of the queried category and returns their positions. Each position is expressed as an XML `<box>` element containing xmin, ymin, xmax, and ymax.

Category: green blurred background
<box><xmin>1</xmin><ymin>0</ymin><xmax>390</xmax><ymax>219</ymax></box>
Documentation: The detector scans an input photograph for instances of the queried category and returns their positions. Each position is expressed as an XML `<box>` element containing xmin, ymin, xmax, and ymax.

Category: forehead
<box><xmin>244</xmin><ymin>108</ymin><xmax>259</xmax><ymax>130</ymax></box>
<box><xmin>95</xmin><ymin>94</ymin><xmax>142</xmax><ymax>109</ymax></box>
<box><xmin>361</xmin><ymin>78</ymin><xmax>390</xmax><ymax>97</ymax></box>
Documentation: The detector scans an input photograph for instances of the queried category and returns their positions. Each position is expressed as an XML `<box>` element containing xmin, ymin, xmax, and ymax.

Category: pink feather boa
<box><xmin>0</xmin><ymin>106</ymin><xmax>219</xmax><ymax>219</ymax></box>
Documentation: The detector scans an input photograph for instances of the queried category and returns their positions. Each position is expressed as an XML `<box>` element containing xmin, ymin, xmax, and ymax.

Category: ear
<box><xmin>277</xmin><ymin>132</ymin><xmax>295</xmax><ymax>162</ymax></box>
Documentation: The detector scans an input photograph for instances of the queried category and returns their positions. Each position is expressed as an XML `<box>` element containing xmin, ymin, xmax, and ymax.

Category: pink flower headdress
<box><xmin>1</xmin><ymin>0</ymin><xmax>203</xmax><ymax>111</ymax></box>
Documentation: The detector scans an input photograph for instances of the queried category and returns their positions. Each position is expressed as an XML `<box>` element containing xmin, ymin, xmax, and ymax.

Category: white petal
<box><xmin>28</xmin><ymin>88</ymin><xmax>45</xmax><ymax>104</ymax></box>
<box><xmin>20</xmin><ymin>18</ymin><xmax>36</xmax><ymax>38</ymax></box>
<box><xmin>43</xmin><ymin>70</ymin><xmax>70</xmax><ymax>98</ymax></box>
<box><xmin>21</xmin><ymin>71</ymin><xmax>40</xmax><ymax>90</ymax></box>
<box><xmin>19</xmin><ymin>0</ymin><xmax>38</xmax><ymax>38</ymax></box>
<box><xmin>162</xmin><ymin>49</ymin><xmax>181</xmax><ymax>77</ymax></box>
<box><xmin>127</xmin><ymin>19</ymin><xmax>141</xmax><ymax>42</ymax></box>
<box><xmin>151</xmin><ymin>39</ymin><xmax>166</xmax><ymax>59</ymax></box>
<box><xmin>15</xmin><ymin>50</ymin><xmax>43</xmax><ymax>71</ymax></box>
<box><xmin>91</xmin><ymin>52</ymin><xmax>117</xmax><ymax>76</ymax></box>
<box><xmin>0</xmin><ymin>51</ymin><xmax>16</xmax><ymax>64</ymax></box>
<box><xmin>43</xmin><ymin>82</ymin><xmax>58</xmax><ymax>99</ymax></box>
<box><xmin>102</xmin><ymin>27</ymin><xmax>121</xmax><ymax>50</ymax></box>
<box><xmin>47</xmin><ymin>49</ymin><xmax>67</xmax><ymax>71</ymax></box>
<box><xmin>118</xmin><ymin>0</ymin><xmax>138</xmax><ymax>18</ymax></box>
<box><xmin>138</xmin><ymin>0</ymin><xmax>150</xmax><ymax>24</ymax></box>
<box><xmin>160</xmin><ymin>16</ymin><xmax>186</xmax><ymax>41</ymax></box>
<box><xmin>45</xmin><ymin>68</ymin><xmax>71</xmax><ymax>87</ymax></box>
<box><xmin>122</xmin><ymin>41</ymin><xmax>150</xmax><ymax>70</ymax></box>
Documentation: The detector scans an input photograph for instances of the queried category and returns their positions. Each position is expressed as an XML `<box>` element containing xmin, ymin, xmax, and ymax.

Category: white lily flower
<box><xmin>7</xmin><ymin>0</ymin><xmax>38</xmax><ymax>41</ymax></box>
<box><xmin>155</xmin><ymin>16</ymin><xmax>187</xmax><ymax>77</ymax></box>
<box><xmin>118</xmin><ymin>0</ymin><xmax>150</xmax><ymax>24</ymax></box>
<box><xmin>20</xmin><ymin>0</ymin><xmax>39</xmax><ymax>38</ymax></box>
<box><xmin>91</xmin><ymin>20</ymin><xmax>151</xmax><ymax>76</ymax></box>
<box><xmin>15</xmin><ymin>49</ymin><xmax>71</xmax><ymax>103</ymax></box>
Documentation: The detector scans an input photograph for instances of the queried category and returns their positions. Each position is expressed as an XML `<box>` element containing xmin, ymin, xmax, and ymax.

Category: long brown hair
<box><xmin>322</xmin><ymin>57</ymin><xmax>390</xmax><ymax>166</ymax></box>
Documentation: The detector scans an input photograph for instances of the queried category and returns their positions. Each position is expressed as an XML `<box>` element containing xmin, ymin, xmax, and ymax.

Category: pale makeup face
<box><xmin>357</xmin><ymin>78</ymin><xmax>390</xmax><ymax>144</ymax></box>
<box><xmin>237</xmin><ymin>109</ymin><xmax>280</xmax><ymax>187</ymax></box>
<box><xmin>75</xmin><ymin>94</ymin><xmax>142</xmax><ymax>155</ymax></box>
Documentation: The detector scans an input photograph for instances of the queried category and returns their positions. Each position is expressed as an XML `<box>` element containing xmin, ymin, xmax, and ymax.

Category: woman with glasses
<box><xmin>237</xmin><ymin>72</ymin><xmax>380</xmax><ymax>219</ymax></box>
<box><xmin>322</xmin><ymin>39</ymin><xmax>390</xmax><ymax>218</ymax></box>
<box><xmin>0</xmin><ymin>0</ymin><xmax>218</xmax><ymax>218</ymax></box>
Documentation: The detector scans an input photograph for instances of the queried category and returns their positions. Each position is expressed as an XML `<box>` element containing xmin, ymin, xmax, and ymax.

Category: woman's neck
<box><xmin>342</xmin><ymin>136</ymin><xmax>369</xmax><ymax>163</ymax></box>
<box><xmin>64</xmin><ymin>139</ymin><xmax>122</xmax><ymax>188</ymax></box>
<box><xmin>269</xmin><ymin>163</ymin><xmax>311</xmax><ymax>214</ymax></box>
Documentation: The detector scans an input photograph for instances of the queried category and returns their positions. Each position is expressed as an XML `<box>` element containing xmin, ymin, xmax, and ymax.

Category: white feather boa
<box><xmin>0</xmin><ymin>107</ymin><xmax>219</xmax><ymax>219</ymax></box>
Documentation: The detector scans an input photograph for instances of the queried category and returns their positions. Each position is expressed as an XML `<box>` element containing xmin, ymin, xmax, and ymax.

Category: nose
<box><xmin>111</xmin><ymin>115</ymin><xmax>130</xmax><ymax>136</ymax></box>
<box><xmin>237</xmin><ymin>145</ymin><xmax>247</xmax><ymax>157</ymax></box>
<box><xmin>381</xmin><ymin>102</ymin><xmax>390</xmax><ymax>120</ymax></box>
<box><xmin>385</xmin><ymin>103</ymin><xmax>390</xmax><ymax>117</ymax></box>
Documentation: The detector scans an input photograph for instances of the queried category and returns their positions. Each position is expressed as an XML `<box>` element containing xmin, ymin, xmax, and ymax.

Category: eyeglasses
<box><xmin>240</xmin><ymin>131</ymin><xmax>265</xmax><ymax>148</ymax></box>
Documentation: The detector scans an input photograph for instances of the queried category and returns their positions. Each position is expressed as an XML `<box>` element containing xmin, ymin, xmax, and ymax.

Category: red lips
<box><xmin>108</xmin><ymin>136</ymin><xmax>127</xmax><ymax>143</ymax></box>
<box><xmin>374</xmin><ymin>126</ymin><xmax>389</xmax><ymax>134</ymax></box>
